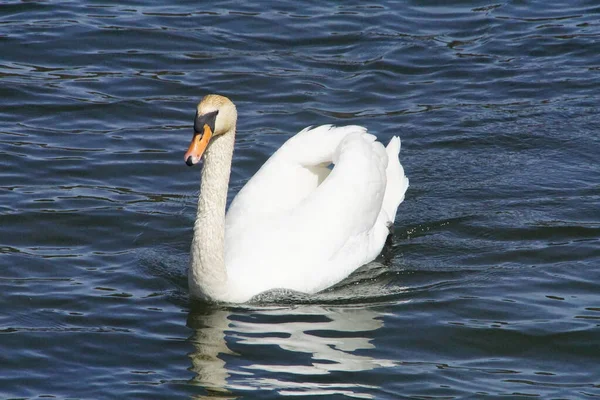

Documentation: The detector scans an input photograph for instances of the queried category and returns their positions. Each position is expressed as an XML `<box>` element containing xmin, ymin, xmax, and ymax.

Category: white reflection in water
<box><xmin>187</xmin><ymin>305</ymin><xmax>395</xmax><ymax>398</ymax></box>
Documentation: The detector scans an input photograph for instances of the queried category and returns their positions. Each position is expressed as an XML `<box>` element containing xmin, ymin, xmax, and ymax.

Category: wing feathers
<box><xmin>224</xmin><ymin>125</ymin><xmax>408</xmax><ymax>295</ymax></box>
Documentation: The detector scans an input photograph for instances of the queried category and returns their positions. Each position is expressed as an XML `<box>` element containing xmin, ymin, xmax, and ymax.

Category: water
<box><xmin>1</xmin><ymin>1</ymin><xmax>599</xmax><ymax>398</ymax></box>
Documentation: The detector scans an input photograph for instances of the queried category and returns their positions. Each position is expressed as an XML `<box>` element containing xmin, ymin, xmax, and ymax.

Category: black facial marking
<box><xmin>194</xmin><ymin>110</ymin><xmax>219</xmax><ymax>134</ymax></box>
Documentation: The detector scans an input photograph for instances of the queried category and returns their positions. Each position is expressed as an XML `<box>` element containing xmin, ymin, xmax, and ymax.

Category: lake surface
<box><xmin>1</xmin><ymin>0</ymin><xmax>599</xmax><ymax>398</ymax></box>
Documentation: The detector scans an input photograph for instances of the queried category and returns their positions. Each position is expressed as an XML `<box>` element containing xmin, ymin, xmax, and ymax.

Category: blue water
<box><xmin>1</xmin><ymin>1</ymin><xmax>599</xmax><ymax>398</ymax></box>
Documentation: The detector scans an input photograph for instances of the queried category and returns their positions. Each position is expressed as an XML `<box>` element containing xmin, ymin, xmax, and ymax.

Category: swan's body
<box><xmin>185</xmin><ymin>95</ymin><xmax>408</xmax><ymax>303</ymax></box>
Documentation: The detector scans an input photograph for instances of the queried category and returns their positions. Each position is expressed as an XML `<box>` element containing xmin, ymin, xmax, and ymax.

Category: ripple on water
<box><xmin>1</xmin><ymin>0</ymin><xmax>600</xmax><ymax>399</ymax></box>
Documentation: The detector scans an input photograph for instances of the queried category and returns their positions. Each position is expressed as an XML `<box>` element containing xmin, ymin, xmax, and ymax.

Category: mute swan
<box><xmin>184</xmin><ymin>94</ymin><xmax>408</xmax><ymax>303</ymax></box>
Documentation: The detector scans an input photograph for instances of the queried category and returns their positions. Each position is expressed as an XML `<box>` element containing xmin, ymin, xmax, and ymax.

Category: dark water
<box><xmin>1</xmin><ymin>0</ymin><xmax>599</xmax><ymax>398</ymax></box>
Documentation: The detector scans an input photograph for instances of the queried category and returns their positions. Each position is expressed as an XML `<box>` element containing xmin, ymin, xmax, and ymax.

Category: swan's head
<box><xmin>184</xmin><ymin>94</ymin><xmax>237</xmax><ymax>166</ymax></box>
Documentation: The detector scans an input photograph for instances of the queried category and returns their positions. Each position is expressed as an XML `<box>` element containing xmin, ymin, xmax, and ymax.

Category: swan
<box><xmin>184</xmin><ymin>94</ymin><xmax>409</xmax><ymax>303</ymax></box>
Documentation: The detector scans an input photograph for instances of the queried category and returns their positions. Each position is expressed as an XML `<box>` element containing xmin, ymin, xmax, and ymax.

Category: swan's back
<box><xmin>223</xmin><ymin>125</ymin><xmax>408</xmax><ymax>302</ymax></box>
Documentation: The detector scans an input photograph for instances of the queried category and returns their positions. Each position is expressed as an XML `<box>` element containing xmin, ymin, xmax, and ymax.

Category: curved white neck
<box><xmin>188</xmin><ymin>127</ymin><xmax>235</xmax><ymax>301</ymax></box>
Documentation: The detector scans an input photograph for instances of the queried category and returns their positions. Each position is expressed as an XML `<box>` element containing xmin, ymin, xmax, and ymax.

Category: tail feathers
<box><xmin>382</xmin><ymin>136</ymin><xmax>409</xmax><ymax>224</ymax></box>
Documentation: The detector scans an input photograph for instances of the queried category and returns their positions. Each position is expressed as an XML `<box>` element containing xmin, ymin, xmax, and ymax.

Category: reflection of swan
<box><xmin>187</xmin><ymin>305</ymin><xmax>394</xmax><ymax>398</ymax></box>
<box><xmin>187</xmin><ymin>309</ymin><xmax>233</xmax><ymax>395</ymax></box>
<box><xmin>184</xmin><ymin>95</ymin><xmax>409</xmax><ymax>303</ymax></box>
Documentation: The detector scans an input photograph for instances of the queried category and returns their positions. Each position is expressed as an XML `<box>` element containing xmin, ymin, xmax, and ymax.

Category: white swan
<box><xmin>184</xmin><ymin>94</ymin><xmax>409</xmax><ymax>303</ymax></box>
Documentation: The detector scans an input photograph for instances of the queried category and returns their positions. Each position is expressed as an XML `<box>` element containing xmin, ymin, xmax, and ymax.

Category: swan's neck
<box><xmin>189</xmin><ymin>127</ymin><xmax>235</xmax><ymax>301</ymax></box>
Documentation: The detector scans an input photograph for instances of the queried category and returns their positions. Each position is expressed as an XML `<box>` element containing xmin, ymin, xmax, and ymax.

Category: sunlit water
<box><xmin>1</xmin><ymin>1</ymin><xmax>599</xmax><ymax>398</ymax></box>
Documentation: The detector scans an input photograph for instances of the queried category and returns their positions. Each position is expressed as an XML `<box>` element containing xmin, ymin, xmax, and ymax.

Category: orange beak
<box><xmin>184</xmin><ymin>124</ymin><xmax>213</xmax><ymax>166</ymax></box>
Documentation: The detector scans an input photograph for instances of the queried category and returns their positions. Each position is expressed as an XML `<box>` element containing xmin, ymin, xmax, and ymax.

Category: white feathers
<box><xmin>213</xmin><ymin>125</ymin><xmax>409</xmax><ymax>302</ymax></box>
<box><xmin>186</xmin><ymin>92</ymin><xmax>409</xmax><ymax>303</ymax></box>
